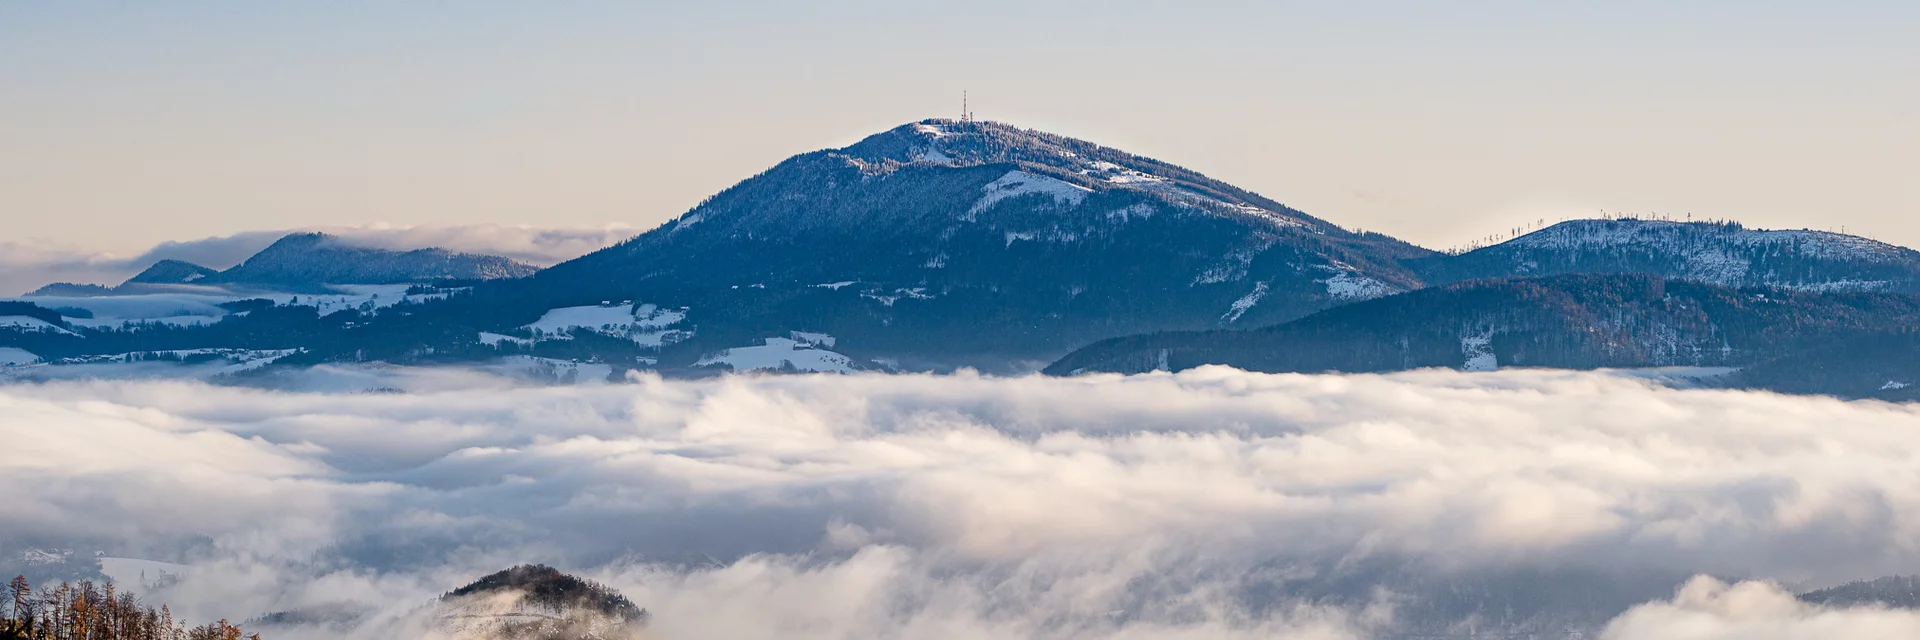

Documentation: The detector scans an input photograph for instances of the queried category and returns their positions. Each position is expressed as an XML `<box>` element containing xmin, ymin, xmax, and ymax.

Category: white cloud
<box><xmin>3</xmin><ymin>367</ymin><xmax>1920</xmax><ymax>637</ymax></box>
<box><xmin>1601</xmin><ymin>576</ymin><xmax>1920</xmax><ymax>640</ymax></box>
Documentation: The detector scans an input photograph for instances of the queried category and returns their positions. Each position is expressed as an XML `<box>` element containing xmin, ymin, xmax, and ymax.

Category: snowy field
<box><xmin>519</xmin><ymin>302</ymin><xmax>690</xmax><ymax>347</ymax></box>
<box><xmin>3</xmin><ymin>285</ymin><xmax>454</xmax><ymax>332</ymax></box>
<box><xmin>6</xmin><ymin>367</ymin><xmax>1920</xmax><ymax>639</ymax></box>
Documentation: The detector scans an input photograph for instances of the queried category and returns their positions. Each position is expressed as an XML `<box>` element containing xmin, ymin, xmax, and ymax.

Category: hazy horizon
<box><xmin>4</xmin><ymin>1</ymin><xmax>1914</xmax><ymax>257</ymax></box>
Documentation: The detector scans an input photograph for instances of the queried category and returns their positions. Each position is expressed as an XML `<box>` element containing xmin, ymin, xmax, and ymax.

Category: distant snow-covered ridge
<box><xmin>1427</xmin><ymin>219</ymin><xmax>1920</xmax><ymax>293</ymax></box>
<box><xmin>1509</xmin><ymin>220</ymin><xmax>1908</xmax><ymax>262</ymax></box>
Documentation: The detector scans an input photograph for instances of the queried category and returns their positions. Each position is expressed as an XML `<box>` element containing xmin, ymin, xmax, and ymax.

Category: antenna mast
<box><xmin>962</xmin><ymin>91</ymin><xmax>970</xmax><ymax>123</ymax></box>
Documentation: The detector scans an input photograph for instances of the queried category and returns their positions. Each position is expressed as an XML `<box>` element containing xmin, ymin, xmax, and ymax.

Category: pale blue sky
<box><xmin>2</xmin><ymin>1</ymin><xmax>1914</xmax><ymax>254</ymax></box>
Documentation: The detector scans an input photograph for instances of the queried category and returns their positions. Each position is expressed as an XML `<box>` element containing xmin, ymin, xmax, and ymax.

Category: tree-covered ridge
<box><xmin>203</xmin><ymin>233</ymin><xmax>537</xmax><ymax>289</ymax></box>
<box><xmin>1046</xmin><ymin>273</ymin><xmax>1920</xmax><ymax>381</ymax></box>
<box><xmin>1412</xmin><ymin>219</ymin><xmax>1920</xmax><ymax>293</ymax></box>
<box><xmin>434</xmin><ymin>565</ymin><xmax>648</xmax><ymax>640</ymax></box>
<box><xmin>4</xmin><ymin>576</ymin><xmax>260</xmax><ymax>640</ymax></box>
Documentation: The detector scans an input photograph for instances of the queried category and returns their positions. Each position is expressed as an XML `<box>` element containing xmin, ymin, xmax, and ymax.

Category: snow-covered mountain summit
<box><xmin>833</xmin><ymin>119</ymin><xmax>1335</xmax><ymax>231</ymax></box>
<box><xmin>522</xmin><ymin>119</ymin><xmax>1433</xmax><ymax>368</ymax></box>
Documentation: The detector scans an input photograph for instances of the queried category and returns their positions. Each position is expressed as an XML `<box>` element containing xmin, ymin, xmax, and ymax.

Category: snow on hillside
<box><xmin>521</xmin><ymin>302</ymin><xmax>690</xmax><ymax>347</ymax></box>
<box><xmin>1471</xmin><ymin>220</ymin><xmax>1920</xmax><ymax>290</ymax></box>
<box><xmin>0</xmin><ymin>316</ymin><xmax>78</xmax><ymax>335</ymax></box>
<box><xmin>1221</xmin><ymin>282</ymin><xmax>1268</xmax><ymax>323</ymax></box>
<box><xmin>1460</xmin><ymin>332</ymin><xmax>1498</xmax><ymax>372</ymax></box>
<box><xmin>10</xmin><ymin>285</ymin><xmax>454</xmax><ymax>332</ymax></box>
<box><xmin>1322</xmin><ymin>271</ymin><xmax>1399</xmax><ymax>301</ymax></box>
<box><xmin>479</xmin><ymin>332</ymin><xmax>534</xmax><ymax>347</ymax></box>
<box><xmin>696</xmin><ymin>337</ymin><xmax>856</xmax><ymax>373</ymax></box>
<box><xmin>0</xmin><ymin>347</ymin><xmax>39</xmax><ymax>365</ymax></box>
<box><xmin>969</xmin><ymin>170</ymin><xmax>1092</xmax><ymax>215</ymax></box>
<box><xmin>790</xmin><ymin>331</ymin><xmax>836</xmax><ymax>348</ymax></box>
<box><xmin>0</xmin><ymin>348</ymin><xmax>300</xmax><ymax>382</ymax></box>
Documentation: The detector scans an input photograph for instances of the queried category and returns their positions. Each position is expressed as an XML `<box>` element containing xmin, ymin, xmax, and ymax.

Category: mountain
<box><xmin>22</xmin><ymin>234</ymin><xmax>537</xmax><ymax>298</ymax></box>
<box><xmin>1044</xmin><ymin>274</ymin><xmax>1920</xmax><ymax>377</ymax></box>
<box><xmin>203</xmin><ymin>232</ymin><xmax>537</xmax><ymax>289</ymax></box>
<box><xmin>122</xmin><ymin>259</ymin><xmax>219</xmax><ymax>286</ymax></box>
<box><xmin>15</xmin><ymin>119</ymin><xmax>1920</xmax><ymax>386</ymax></box>
<box><xmin>514</xmin><ymin>119</ymin><xmax>1433</xmax><ymax>368</ymax></box>
<box><xmin>1413</xmin><ymin>219</ymin><xmax>1920</xmax><ymax>293</ymax></box>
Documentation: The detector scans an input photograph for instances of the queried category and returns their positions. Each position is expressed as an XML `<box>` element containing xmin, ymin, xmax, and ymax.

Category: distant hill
<box><xmin>1412</xmin><ymin>219</ymin><xmax>1920</xmax><ymax>293</ymax></box>
<box><xmin>1045</xmin><ymin>274</ymin><xmax>1920</xmax><ymax>376</ymax></box>
<box><xmin>204</xmin><ymin>232</ymin><xmax>537</xmax><ymax>289</ymax></box>
<box><xmin>123</xmin><ymin>259</ymin><xmax>219</xmax><ymax>286</ymax></box>
<box><xmin>247</xmin><ymin>564</ymin><xmax>649</xmax><ymax>639</ymax></box>
<box><xmin>24</xmin><ymin>282</ymin><xmax>114</xmax><ymax>297</ymax></box>
<box><xmin>24</xmin><ymin>233</ymin><xmax>540</xmax><ymax>298</ymax></box>
<box><xmin>1801</xmin><ymin>575</ymin><xmax>1920</xmax><ymax>609</ymax></box>
<box><xmin>517</xmin><ymin>119</ymin><xmax>1433</xmax><ymax>368</ymax></box>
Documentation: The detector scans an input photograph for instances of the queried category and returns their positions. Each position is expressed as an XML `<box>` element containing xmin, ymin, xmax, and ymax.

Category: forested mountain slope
<box><xmin>1046</xmin><ymin>274</ymin><xmax>1920</xmax><ymax>381</ymax></box>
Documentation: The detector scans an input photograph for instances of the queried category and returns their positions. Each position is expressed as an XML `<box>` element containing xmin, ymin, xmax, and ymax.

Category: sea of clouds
<box><xmin>5</xmin><ymin>366</ymin><xmax>1920</xmax><ymax>639</ymax></box>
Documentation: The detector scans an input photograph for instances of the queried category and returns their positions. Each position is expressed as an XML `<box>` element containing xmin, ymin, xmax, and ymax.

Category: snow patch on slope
<box><xmin>1461</xmin><ymin>332</ymin><xmax>1498</xmax><ymax>372</ymax></box>
<box><xmin>0</xmin><ymin>347</ymin><xmax>40</xmax><ymax>365</ymax></box>
<box><xmin>696</xmin><ymin>337</ymin><xmax>856</xmax><ymax>373</ymax></box>
<box><xmin>521</xmin><ymin>303</ymin><xmax>689</xmax><ymax>347</ymax></box>
<box><xmin>1222</xmin><ymin>282</ymin><xmax>1268</xmax><ymax>323</ymax></box>
<box><xmin>479</xmin><ymin>332</ymin><xmax>533</xmax><ymax>347</ymax></box>
<box><xmin>1322</xmin><ymin>271</ymin><xmax>1399</xmax><ymax>301</ymax></box>
<box><xmin>790</xmin><ymin>331</ymin><xmax>836</xmax><ymax>348</ymax></box>
<box><xmin>969</xmin><ymin>170</ymin><xmax>1091</xmax><ymax>215</ymax></box>
<box><xmin>0</xmin><ymin>316</ymin><xmax>78</xmax><ymax>335</ymax></box>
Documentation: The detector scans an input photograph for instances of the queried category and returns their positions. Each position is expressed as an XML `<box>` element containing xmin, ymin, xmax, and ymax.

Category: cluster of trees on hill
<box><xmin>2</xmin><ymin>576</ymin><xmax>259</xmax><ymax>640</ymax></box>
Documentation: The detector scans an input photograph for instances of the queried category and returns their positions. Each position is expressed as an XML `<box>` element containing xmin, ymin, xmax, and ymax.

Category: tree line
<box><xmin>3</xmin><ymin>576</ymin><xmax>259</xmax><ymax>640</ymax></box>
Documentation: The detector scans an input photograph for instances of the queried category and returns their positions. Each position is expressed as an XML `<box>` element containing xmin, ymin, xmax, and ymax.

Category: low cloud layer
<box><xmin>3</xmin><ymin>367</ymin><xmax>1920</xmax><ymax>638</ymax></box>
<box><xmin>1</xmin><ymin>224</ymin><xmax>640</xmax><ymax>294</ymax></box>
<box><xmin>1602</xmin><ymin>577</ymin><xmax>1920</xmax><ymax>640</ymax></box>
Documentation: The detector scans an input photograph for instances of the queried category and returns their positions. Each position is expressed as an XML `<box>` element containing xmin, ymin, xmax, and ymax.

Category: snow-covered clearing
<box><xmin>696</xmin><ymin>337</ymin><xmax>856</xmax><ymax>373</ymax></box>
<box><xmin>0</xmin><ymin>316</ymin><xmax>79</xmax><ymax>335</ymax></box>
<box><xmin>1461</xmin><ymin>332</ymin><xmax>1498</xmax><ymax>371</ymax></box>
<box><xmin>0</xmin><ymin>347</ymin><xmax>39</xmax><ymax>365</ymax></box>
<box><xmin>520</xmin><ymin>302</ymin><xmax>689</xmax><ymax>346</ymax></box>
<box><xmin>478</xmin><ymin>332</ymin><xmax>533</xmax><ymax>347</ymax></box>
<box><xmin>969</xmin><ymin>170</ymin><xmax>1091</xmax><ymax>215</ymax></box>
<box><xmin>1323</xmin><ymin>271</ymin><xmax>1399</xmax><ymax>301</ymax></box>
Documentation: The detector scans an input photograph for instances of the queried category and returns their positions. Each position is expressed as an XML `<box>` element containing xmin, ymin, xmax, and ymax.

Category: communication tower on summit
<box><xmin>962</xmin><ymin>91</ymin><xmax>974</xmax><ymax>123</ymax></box>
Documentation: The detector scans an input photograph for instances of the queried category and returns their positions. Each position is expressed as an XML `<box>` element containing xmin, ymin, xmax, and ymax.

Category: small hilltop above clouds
<box><xmin>243</xmin><ymin>565</ymin><xmax>650</xmax><ymax>640</ymax></box>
